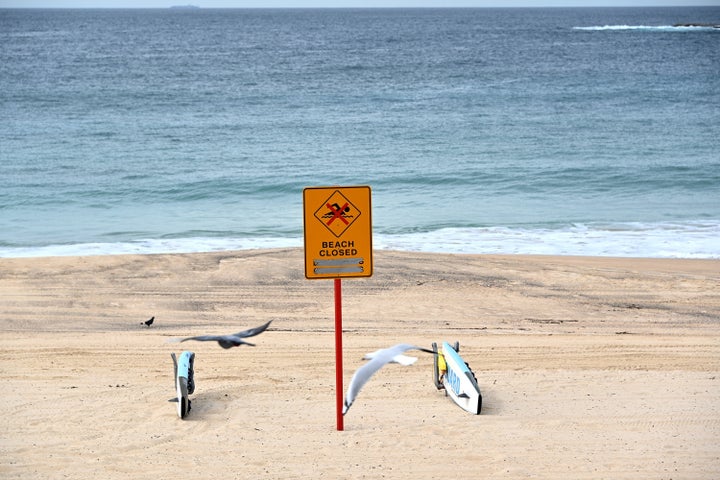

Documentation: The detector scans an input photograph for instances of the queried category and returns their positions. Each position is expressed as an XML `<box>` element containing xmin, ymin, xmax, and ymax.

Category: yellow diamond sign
<box><xmin>313</xmin><ymin>190</ymin><xmax>361</xmax><ymax>238</ymax></box>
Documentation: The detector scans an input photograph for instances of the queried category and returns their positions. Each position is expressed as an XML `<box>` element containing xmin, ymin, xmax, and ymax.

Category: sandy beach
<box><xmin>1</xmin><ymin>248</ymin><xmax>718</xmax><ymax>479</ymax></box>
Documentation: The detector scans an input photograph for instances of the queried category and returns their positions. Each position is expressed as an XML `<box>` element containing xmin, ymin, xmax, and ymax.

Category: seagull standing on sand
<box><xmin>143</xmin><ymin>316</ymin><xmax>155</xmax><ymax>327</ymax></box>
<box><xmin>343</xmin><ymin>343</ymin><xmax>434</xmax><ymax>415</ymax></box>
<box><xmin>173</xmin><ymin>320</ymin><xmax>272</xmax><ymax>349</ymax></box>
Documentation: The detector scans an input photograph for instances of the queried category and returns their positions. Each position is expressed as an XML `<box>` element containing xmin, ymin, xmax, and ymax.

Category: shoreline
<box><xmin>2</xmin><ymin>246</ymin><xmax>720</xmax><ymax>263</ymax></box>
<box><xmin>2</xmin><ymin>218</ymin><xmax>719</xmax><ymax>260</ymax></box>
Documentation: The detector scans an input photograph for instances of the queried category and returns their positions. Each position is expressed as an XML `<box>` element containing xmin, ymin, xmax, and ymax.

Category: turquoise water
<box><xmin>2</xmin><ymin>7</ymin><xmax>719</xmax><ymax>257</ymax></box>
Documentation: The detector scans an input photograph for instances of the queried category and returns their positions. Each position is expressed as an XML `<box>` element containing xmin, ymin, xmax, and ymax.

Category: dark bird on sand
<box><xmin>143</xmin><ymin>316</ymin><xmax>155</xmax><ymax>327</ymax></box>
<box><xmin>172</xmin><ymin>321</ymin><xmax>272</xmax><ymax>349</ymax></box>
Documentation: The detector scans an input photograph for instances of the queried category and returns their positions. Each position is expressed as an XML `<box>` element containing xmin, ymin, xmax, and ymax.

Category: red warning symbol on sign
<box><xmin>314</xmin><ymin>190</ymin><xmax>361</xmax><ymax>238</ymax></box>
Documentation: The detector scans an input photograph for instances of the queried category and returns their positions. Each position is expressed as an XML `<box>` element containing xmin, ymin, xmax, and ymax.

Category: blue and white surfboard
<box><xmin>171</xmin><ymin>351</ymin><xmax>195</xmax><ymax>419</ymax></box>
<box><xmin>434</xmin><ymin>342</ymin><xmax>481</xmax><ymax>414</ymax></box>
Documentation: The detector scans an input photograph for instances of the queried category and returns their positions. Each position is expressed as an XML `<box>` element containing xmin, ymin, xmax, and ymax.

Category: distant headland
<box><xmin>170</xmin><ymin>5</ymin><xmax>200</xmax><ymax>9</ymax></box>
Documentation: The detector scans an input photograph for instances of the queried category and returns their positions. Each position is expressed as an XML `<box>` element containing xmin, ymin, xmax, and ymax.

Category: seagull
<box><xmin>172</xmin><ymin>320</ymin><xmax>272</xmax><ymax>349</ymax></box>
<box><xmin>363</xmin><ymin>349</ymin><xmax>418</xmax><ymax>366</ymax></box>
<box><xmin>343</xmin><ymin>343</ymin><xmax>434</xmax><ymax>415</ymax></box>
<box><xmin>143</xmin><ymin>316</ymin><xmax>155</xmax><ymax>327</ymax></box>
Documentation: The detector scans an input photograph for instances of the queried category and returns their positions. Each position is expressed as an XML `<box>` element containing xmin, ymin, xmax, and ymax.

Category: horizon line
<box><xmin>1</xmin><ymin>4</ymin><xmax>717</xmax><ymax>8</ymax></box>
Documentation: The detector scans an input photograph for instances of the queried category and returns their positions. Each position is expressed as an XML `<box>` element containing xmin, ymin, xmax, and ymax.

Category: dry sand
<box><xmin>0</xmin><ymin>249</ymin><xmax>718</xmax><ymax>479</ymax></box>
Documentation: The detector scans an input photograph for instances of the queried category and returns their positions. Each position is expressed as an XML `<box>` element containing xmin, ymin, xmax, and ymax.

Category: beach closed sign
<box><xmin>303</xmin><ymin>186</ymin><xmax>372</xmax><ymax>279</ymax></box>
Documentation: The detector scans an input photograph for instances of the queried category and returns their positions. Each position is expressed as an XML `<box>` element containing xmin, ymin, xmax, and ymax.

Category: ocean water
<box><xmin>1</xmin><ymin>7</ymin><xmax>719</xmax><ymax>258</ymax></box>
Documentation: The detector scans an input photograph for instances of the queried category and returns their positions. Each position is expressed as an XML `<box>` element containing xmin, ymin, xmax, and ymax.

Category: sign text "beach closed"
<box><xmin>319</xmin><ymin>240</ymin><xmax>357</xmax><ymax>257</ymax></box>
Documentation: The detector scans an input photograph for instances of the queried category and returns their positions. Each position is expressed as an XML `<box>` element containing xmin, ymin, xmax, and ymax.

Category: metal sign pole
<box><xmin>334</xmin><ymin>278</ymin><xmax>344</xmax><ymax>431</ymax></box>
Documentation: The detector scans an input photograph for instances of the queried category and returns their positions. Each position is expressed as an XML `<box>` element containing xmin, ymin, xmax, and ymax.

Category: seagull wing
<box><xmin>175</xmin><ymin>321</ymin><xmax>271</xmax><ymax>347</ymax></box>
<box><xmin>179</xmin><ymin>335</ymin><xmax>223</xmax><ymax>343</ymax></box>
<box><xmin>230</xmin><ymin>320</ymin><xmax>272</xmax><ymax>339</ymax></box>
<box><xmin>343</xmin><ymin>344</ymin><xmax>433</xmax><ymax>415</ymax></box>
<box><xmin>363</xmin><ymin>349</ymin><xmax>418</xmax><ymax>366</ymax></box>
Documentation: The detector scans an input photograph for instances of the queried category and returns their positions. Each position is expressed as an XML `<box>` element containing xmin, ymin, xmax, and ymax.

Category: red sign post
<box><xmin>334</xmin><ymin>278</ymin><xmax>343</xmax><ymax>430</ymax></box>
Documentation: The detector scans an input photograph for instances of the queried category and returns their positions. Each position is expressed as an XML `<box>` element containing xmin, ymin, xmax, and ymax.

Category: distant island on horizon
<box><xmin>170</xmin><ymin>5</ymin><xmax>200</xmax><ymax>9</ymax></box>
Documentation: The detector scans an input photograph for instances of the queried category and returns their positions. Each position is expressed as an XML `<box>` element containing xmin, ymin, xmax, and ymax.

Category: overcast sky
<box><xmin>2</xmin><ymin>1</ymin><xmax>719</xmax><ymax>8</ymax></box>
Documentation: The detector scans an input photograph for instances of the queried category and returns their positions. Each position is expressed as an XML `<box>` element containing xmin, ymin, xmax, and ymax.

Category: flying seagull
<box><xmin>172</xmin><ymin>320</ymin><xmax>272</xmax><ymax>349</ymax></box>
<box><xmin>363</xmin><ymin>349</ymin><xmax>418</xmax><ymax>366</ymax></box>
<box><xmin>143</xmin><ymin>316</ymin><xmax>155</xmax><ymax>327</ymax></box>
<box><xmin>343</xmin><ymin>343</ymin><xmax>434</xmax><ymax>415</ymax></box>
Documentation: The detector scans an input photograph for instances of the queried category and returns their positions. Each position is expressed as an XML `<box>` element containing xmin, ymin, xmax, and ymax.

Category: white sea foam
<box><xmin>1</xmin><ymin>222</ymin><xmax>717</xmax><ymax>259</ymax></box>
<box><xmin>0</xmin><ymin>237</ymin><xmax>303</xmax><ymax>259</ymax></box>
<box><xmin>375</xmin><ymin>222</ymin><xmax>720</xmax><ymax>258</ymax></box>
<box><xmin>573</xmin><ymin>25</ymin><xmax>719</xmax><ymax>31</ymax></box>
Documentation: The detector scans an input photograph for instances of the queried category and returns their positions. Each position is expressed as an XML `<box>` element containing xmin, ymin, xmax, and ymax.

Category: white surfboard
<box><xmin>171</xmin><ymin>351</ymin><xmax>195</xmax><ymax>419</ymax></box>
<box><xmin>434</xmin><ymin>342</ymin><xmax>481</xmax><ymax>414</ymax></box>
